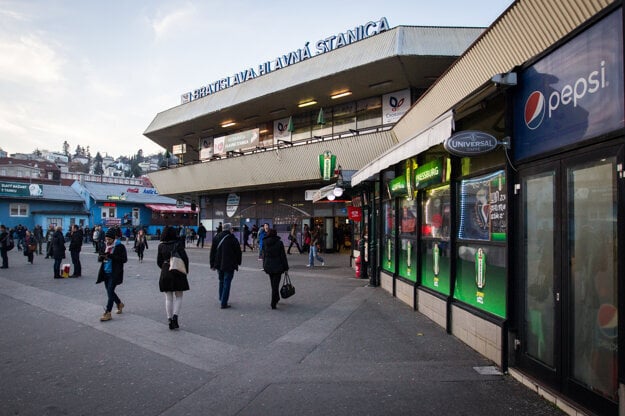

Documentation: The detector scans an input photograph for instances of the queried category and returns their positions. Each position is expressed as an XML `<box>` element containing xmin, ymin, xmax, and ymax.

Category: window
<box><xmin>10</xmin><ymin>203</ymin><xmax>29</xmax><ymax>217</ymax></box>
<box><xmin>356</xmin><ymin>97</ymin><xmax>382</xmax><ymax>130</ymax></box>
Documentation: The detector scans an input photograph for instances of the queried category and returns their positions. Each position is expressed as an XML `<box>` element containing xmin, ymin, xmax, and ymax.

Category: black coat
<box><xmin>211</xmin><ymin>232</ymin><xmax>241</xmax><ymax>272</ymax></box>
<box><xmin>51</xmin><ymin>230</ymin><xmax>66</xmax><ymax>259</ymax></box>
<box><xmin>96</xmin><ymin>242</ymin><xmax>127</xmax><ymax>285</ymax></box>
<box><xmin>262</xmin><ymin>235</ymin><xmax>289</xmax><ymax>274</ymax></box>
<box><xmin>157</xmin><ymin>240</ymin><xmax>190</xmax><ymax>292</ymax></box>
<box><xmin>69</xmin><ymin>229</ymin><xmax>83</xmax><ymax>252</ymax></box>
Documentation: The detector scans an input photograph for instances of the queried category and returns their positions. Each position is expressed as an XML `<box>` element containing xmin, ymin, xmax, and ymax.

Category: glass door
<box><xmin>517</xmin><ymin>144</ymin><xmax>621</xmax><ymax>415</ymax></box>
<box><xmin>564</xmin><ymin>152</ymin><xmax>618</xmax><ymax>409</ymax></box>
<box><xmin>518</xmin><ymin>164</ymin><xmax>560</xmax><ymax>385</ymax></box>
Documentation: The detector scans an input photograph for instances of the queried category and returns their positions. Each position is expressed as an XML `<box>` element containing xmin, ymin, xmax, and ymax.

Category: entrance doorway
<box><xmin>516</xmin><ymin>143</ymin><xmax>622</xmax><ymax>414</ymax></box>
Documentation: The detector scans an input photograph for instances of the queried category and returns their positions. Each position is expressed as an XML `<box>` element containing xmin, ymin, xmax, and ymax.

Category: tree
<box><xmin>93</xmin><ymin>152</ymin><xmax>104</xmax><ymax>175</ymax></box>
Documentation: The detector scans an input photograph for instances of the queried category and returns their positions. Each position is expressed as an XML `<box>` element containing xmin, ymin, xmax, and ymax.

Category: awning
<box><xmin>351</xmin><ymin>111</ymin><xmax>454</xmax><ymax>186</ymax></box>
<box><xmin>145</xmin><ymin>204</ymin><xmax>194</xmax><ymax>213</ymax></box>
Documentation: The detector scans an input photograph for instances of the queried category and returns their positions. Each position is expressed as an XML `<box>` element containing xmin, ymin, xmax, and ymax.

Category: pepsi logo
<box><xmin>524</xmin><ymin>91</ymin><xmax>545</xmax><ymax>130</ymax></box>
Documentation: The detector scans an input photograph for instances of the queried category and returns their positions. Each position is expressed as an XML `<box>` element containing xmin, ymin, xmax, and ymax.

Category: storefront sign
<box><xmin>0</xmin><ymin>182</ymin><xmax>43</xmax><ymax>197</ymax></box>
<box><xmin>388</xmin><ymin>175</ymin><xmax>407</xmax><ymax>197</ymax></box>
<box><xmin>514</xmin><ymin>8</ymin><xmax>624</xmax><ymax>161</ymax></box>
<box><xmin>182</xmin><ymin>17</ymin><xmax>390</xmax><ymax>103</ymax></box>
<box><xmin>107</xmin><ymin>195</ymin><xmax>127</xmax><ymax>201</ymax></box>
<box><xmin>413</xmin><ymin>159</ymin><xmax>443</xmax><ymax>190</ymax></box>
<box><xmin>382</xmin><ymin>89</ymin><xmax>411</xmax><ymax>124</ymax></box>
<box><xmin>444</xmin><ymin>131</ymin><xmax>499</xmax><ymax>157</ymax></box>
<box><xmin>226</xmin><ymin>193</ymin><xmax>240</xmax><ymax>217</ymax></box>
<box><xmin>348</xmin><ymin>206</ymin><xmax>362</xmax><ymax>222</ymax></box>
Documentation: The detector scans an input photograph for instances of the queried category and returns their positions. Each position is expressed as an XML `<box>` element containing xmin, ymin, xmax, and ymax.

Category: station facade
<box><xmin>144</xmin><ymin>2</ymin><xmax>623</xmax><ymax>415</ymax></box>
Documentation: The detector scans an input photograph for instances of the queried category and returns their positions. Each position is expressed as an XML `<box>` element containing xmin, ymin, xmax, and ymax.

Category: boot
<box><xmin>172</xmin><ymin>315</ymin><xmax>179</xmax><ymax>329</ymax></box>
<box><xmin>168</xmin><ymin>318</ymin><xmax>174</xmax><ymax>330</ymax></box>
<box><xmin>100</xmin><ymin>311</ymin><xmax>112</xmax><ymax>321</ymax></box>
<box><xmin>116</xmin><ymin>302</ymin><xmax>124</xmax><ymax>314</ymax></box>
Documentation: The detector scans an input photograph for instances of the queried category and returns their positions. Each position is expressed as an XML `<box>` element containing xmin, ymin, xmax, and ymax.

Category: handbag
<box><xmin>168</xmin><ymin>245</ymin><xmax>187</xmax><ymax>276</ymax></box>
<box><xmin>280</xmin><ymin>271</ymin><xmax>295</xmax><ymax>299</ymax></box>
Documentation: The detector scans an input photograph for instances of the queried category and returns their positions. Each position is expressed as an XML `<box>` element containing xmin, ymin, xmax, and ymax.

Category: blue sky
<box><xmin>0</xmin><ymin>0</ymin><xmax>512</xmax><ymax>158</ymax></box>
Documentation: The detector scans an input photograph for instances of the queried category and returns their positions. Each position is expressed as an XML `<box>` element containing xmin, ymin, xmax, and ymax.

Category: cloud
<box><xmin>0</xmin><ymin>34</ymin><xmax>65</xmax><ymax>85</ymax></box>
<box><xmin>150</xmin><ymin>3</ymin><xmax>197</xmax><ymax>40</ymax></box>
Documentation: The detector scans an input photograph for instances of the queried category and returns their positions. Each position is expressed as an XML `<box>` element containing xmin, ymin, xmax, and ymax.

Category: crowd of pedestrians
<box><xmin>1</xmin><ymin>221</ymin><xmax>335</xmax><ymax>329</ymax></box>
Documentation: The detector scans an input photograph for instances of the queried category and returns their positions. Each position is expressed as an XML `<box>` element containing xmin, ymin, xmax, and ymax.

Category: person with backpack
<box><xmin>157</xmin><ymin>226</ymin><xmax>189</xmax><ymax>329</ymax></box>
<box><xmin>0</xmin><ymin>224</ymin><xmax>13</xmax><ymax>268</ymax></box>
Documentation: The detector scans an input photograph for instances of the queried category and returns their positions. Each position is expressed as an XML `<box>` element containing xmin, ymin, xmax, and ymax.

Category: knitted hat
<box><xmin>105</xmin><ymin>228</ymin><xmax>117</xmax><ymax>239</ymax></box>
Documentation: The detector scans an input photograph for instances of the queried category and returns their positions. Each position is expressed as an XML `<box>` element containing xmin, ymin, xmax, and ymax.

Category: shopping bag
<box><xmin>280</xmin><ymin>271</ymin><xmax>295</xmax><ymax>299</ymax></box>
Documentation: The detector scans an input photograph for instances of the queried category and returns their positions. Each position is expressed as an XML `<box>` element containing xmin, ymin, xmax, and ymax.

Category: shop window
<box><xmin>10</xmin><ymin>203</ymin><xmax>28</xmax><ymax>217</ymax></box>
<box><xmin>454</xmin><ymin>170</ymin><xmax>507</xmax><ymax>318</ymax></box>
<box><xmin>398</xmin><ymin>197</ymin><xmax>418</xmax><ymax>281</ymax></box>
<box><xmin>421</xmin><ymin>185</ymin><xmax>451</xmax><ymax>294</ymax></box>
<box><xmin>381</xmin><ymin>170</ymin><xmax>396</xmax><ymax>274</ymax></box>
<box><xmin>356</xmin><ymin>97</ymin><xmax>382</xmax><ymax>130</ymax></box>
<box><xmin>332</xmin><ymin>102</ymin><xmax>356</xmax><ymax>134</ymax></box>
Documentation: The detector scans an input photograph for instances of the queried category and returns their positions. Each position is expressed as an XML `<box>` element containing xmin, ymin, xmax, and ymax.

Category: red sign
<box><xmin>103</xmin><ymin>202</ymin><xmax>117</xmax><ymax>207</ymax></box>
<box><xmin>348</xmin><ymin>207</ymin><xmax>362</xmax><ymax>222</ymax></box>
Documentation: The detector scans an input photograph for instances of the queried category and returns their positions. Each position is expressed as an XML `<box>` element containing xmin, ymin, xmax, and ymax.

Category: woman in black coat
<box><xmin>262</xmin><ymin>228</ymin><xmax>289</xmax><ymax>309</ymax></box>
<box><xmin>51</xmin><ymin>226</ymin><xmax>66</xmax><ymax>279</ymax></box>
<box><xmin>157</xmin><ymin>226</ymin><xmax>190</xmax><ymax>329</ymax></box>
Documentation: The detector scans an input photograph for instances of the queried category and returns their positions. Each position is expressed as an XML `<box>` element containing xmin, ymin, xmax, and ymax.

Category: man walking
<box><xmin>209</xmin><ymin>223</ymin><xmax>241</xmax><ymax>309</ymax></box>
<box><xmin>69</xmin><ymin>224</ymin><xmax>83</xmax><ymax>277</ymax></box>
<box><xmin>196</xmin><ymin>223</ymin><xmax>207</xmax><ymax>248</ymax></box>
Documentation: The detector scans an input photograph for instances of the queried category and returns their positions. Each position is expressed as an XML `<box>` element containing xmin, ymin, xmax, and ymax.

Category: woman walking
<box><xmin>286</xmin><ymin>224</ymin><xmax>302</xmax><ymax>255</ymax></box>
<box><xmin>262</xmin><ymin>228</ymin><xmax>289</xmax><ymax>309</ymax></box>
<box><xmin>96</xmin><ymin>228</ymin><xmax>128</xmax><ymax>321</ymax></box>
<box><xmin>134</xmin><ymin>229</ymin><xmax>148</xmax><ymax>263</ymax></box>
<box><xmin>157</xmin><ymin>226</ymin><xmax>190</xmax><ymax>330</ymax></box>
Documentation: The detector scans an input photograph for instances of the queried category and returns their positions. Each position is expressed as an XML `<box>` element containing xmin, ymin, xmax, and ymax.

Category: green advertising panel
<box><xmin>453</xmin><ymin>244</ymin><xmax>507</xmax><ymax>318</ymax></box>
<box><xmin>420</xmin><ymin>240</ymin><xmax>451</xmax><ymax>295</ymax></box>
<box><xmin>383</xmin><ymin>235</ymin><xmax>396</xmax><ymax>273</ymax></box>
<box><xmin>413</xmin><ymin>158</ymin><xmax>444</xmax><ymax>190</ymax></box>
<box><xmin>0</xmin><ymin>181</ymin><xmax>43</xmax><ymax>197</ymax></box>
<box><xmin>388</xmin><ymin>175</ymin><xmax>407</xmax><ymax>197</ymax></box>
<box><xmin>382</xmin><ymin>200</ymin><xmax>395</xmax><ymax>273</ymax></box>
<box><xmin>398</xmin><ymin>238</ymin><xmax>417</xmax><ymax>282</ymax></box>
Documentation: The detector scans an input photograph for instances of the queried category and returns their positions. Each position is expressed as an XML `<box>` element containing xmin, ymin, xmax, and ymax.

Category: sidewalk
<box><xmin>0</xmin><ymin>245</ymin><xmax>563</xmax><ymax>415</ymax></box>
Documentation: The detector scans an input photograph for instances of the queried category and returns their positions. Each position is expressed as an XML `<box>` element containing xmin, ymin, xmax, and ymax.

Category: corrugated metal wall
<box><xmin>393</xmin><ymin>0</ymin><xmax>615</xmax><ymax>142</ymax></box>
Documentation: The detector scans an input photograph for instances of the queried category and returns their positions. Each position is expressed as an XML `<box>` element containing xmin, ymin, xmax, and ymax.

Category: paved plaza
<box><xmin>0</xmin><ymin>242</ymin><xmax>563</xmax><ymax>415</ymax></box>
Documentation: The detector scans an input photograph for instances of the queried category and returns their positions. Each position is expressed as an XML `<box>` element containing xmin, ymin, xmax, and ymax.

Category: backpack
<box><xmin>6</xmin><ymin>236</ymin><xmax>14</xmax><ymax>251</ymax></box>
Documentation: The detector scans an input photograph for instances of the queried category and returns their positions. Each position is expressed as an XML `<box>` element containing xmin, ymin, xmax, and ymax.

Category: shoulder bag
<box><xmin>168</xmin><ymin>244</ymin><xmax>187</xmax><ymax>276</ymax></box>
<box><xmin>280</xmin><ymin>271</ymin><xmax>295</xmax><ymax>299</ymax></box>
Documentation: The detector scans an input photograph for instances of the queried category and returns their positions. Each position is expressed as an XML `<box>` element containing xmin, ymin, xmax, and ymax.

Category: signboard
<box><xmin>413</xmin><ymin>159</ymin><xmax>443</xmax><ymax>190</ymax></box>
<box><xmin>172</xmin><ymin>144</ymin><xmax>187</xmax><ymax>155</ymax></box>
<box><xmin>444</xmin><ymin>131</ymin><xmax>499</xmax><ymax>157</ymax></box>
<box><xmin>513</xmin><ymin>8</ymin><xmax>624</xmax><ymax>161</ymax></box>
<box><xmin>0</xmin><ymin>182</ymin><xmax>43</xmax><ymax>197</ymax></box>
<box><xmin>319</xmin><ymin>151</ymin><xmax>337</xmax><ymax>180</ymax></box>
<box><xmin>181</xmin><ymin>17</ymin><xmax>389</xmax><ymax>103</ymax></box>
<box><xmin>382</xmin><ymin>89</ymin><xmax>411</xmax><ymax>124</ymax></box>
<box><xmin>176</xmin><ymin>200</ymin><xmax>185</xmax><ymax>208</ymax></box>
<box><xmin>274</xmin><ymin>118</ymin><xmax>292</xmax><ymax>143</ymax></box>
<box><xmin>387</xmin><ymin>175</ymin><xmax>407</xmax><ymax>197</ymax></box>
<box><xmin>458</xmin><ymin>170</ymin><xmax>506</xmax><ymax>242</ymax></box>
<box><xmin>226</xmin><ymin>193</ymin><xmax>240</xmax><ymax>217</ymax></box>
<box><xmin>347</xmin><ymin>206</ymin><xmax>362</xmax><ymax>222</ymax></box>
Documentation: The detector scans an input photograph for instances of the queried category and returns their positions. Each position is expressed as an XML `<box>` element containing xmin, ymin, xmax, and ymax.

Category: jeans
<box><xmin>104</xmin><ymin>274</ymin><xmax>121</xmax><ymax>313</ymax></box>
<box><xmin>308</xmin><ymin>245</ymin><xmax>324</xmax><ymax>266</ymax></box>
<box><xmin>70</xmin><ymin>250</ymin><xmax>81</xmax><ymax>275</ymax></box>
<box><xmin>218</xmin><ymin>270</ymin><xmax>234</xmax><ymax>307</ymax></box>
<box><xmin>53</xmin><ymin>257</ymin><xmax>62</xmax><ymax>277</ymax></box>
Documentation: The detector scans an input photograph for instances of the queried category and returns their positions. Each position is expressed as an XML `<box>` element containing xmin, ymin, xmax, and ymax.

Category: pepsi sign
<box><xmin>514</xmin><ymin>8</ymin><xmax>623</xmax><ymax>162</ymax></box>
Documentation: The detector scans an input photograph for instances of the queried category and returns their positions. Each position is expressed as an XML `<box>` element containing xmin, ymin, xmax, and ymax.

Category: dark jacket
<box><xmin>51</xmin><ymin>230</ymin><xmax>66</xmax><ymax>259</ymax></box>
<box><xmin>96</xmin><ymin>241</ymin><xmax>127</xmax><ymax>285</ymax></box>
<box><xmin>69</xmin><ymin>229</ymin><xmax>83</xmax><ymax>252</ymax></box>
<box><xmin>209</xmin><ymin>231</ymin><xmax>227</xmax><ymax>268</ymax></box>
<box><xmin>157</xmin><ymin>240</ymin><xmax>190</xmax><ymax>292</ymax></box>
<box><xmin>211</xmin><ymin>231</ymin><xmax>241</xmax><ymax>272</ymax></box>
<box><xmin>262</xmin><ymin>235</ymin><xmax>289</xmax><ymax>274</ymax></box>
<box><xmin>197</xmin><ymin>224</ymin><xmax>207</xmax><ymax>238</ymax></box>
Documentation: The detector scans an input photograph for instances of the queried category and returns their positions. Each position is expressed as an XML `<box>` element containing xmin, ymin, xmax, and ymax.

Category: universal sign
<box><xmin>181</xmin><ymin>17</ymin><xmax>390</xmax><ymax>104</ymax></box>
<box><xmin>444</xmin><ymin>131</ymin><xmax>499</xmax><ymax>157</ymax></box>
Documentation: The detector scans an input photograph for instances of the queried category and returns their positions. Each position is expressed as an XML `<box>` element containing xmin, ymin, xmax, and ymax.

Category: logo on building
<box><xmin>388</xmin><ymin>95</ymin><xmax>405</xmax><ymax>112</ymax></box>
<box><xmin>524</xmin><ymin>91</ymin><xmax>545</xmax><ymax>130</ymax></box>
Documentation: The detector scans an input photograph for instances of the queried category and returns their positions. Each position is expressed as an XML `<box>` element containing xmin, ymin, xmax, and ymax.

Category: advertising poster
<box><xmin>421</xmin><ymin>240</ymin><xmax>451</xmax><ymax>295</ymax></box>
<box><xmin>382</xmin><ymin>200</ymin><xmax>395</xmax><ymax>273</ymax></box>
<box><xmin>398</xmin><ymin>238</ymin><xmax>417</xmax><ymax>282</ymax></box>
<box><xmin>383</xmin><ymin>89</ymin><xmax>411</xmax><ymax>124</ymax></box>
<box><xmin>421</xmin><ymin>185</ymin><xmax>451</xmax><ymax>295</ymax></box>
<box><xmin>453</xmin><ymin>244</ymin><xmax>507</xmax><ymax>318</ymax></box>
<box><xmin>0</xmin><ymin>182</ymin><xmax>43</xmax><ymax>197</ymax></box>
<box><xmin>458</xmin><ymin>170</ymin><xmax>506</xmax><ymax>242</ymax></box>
